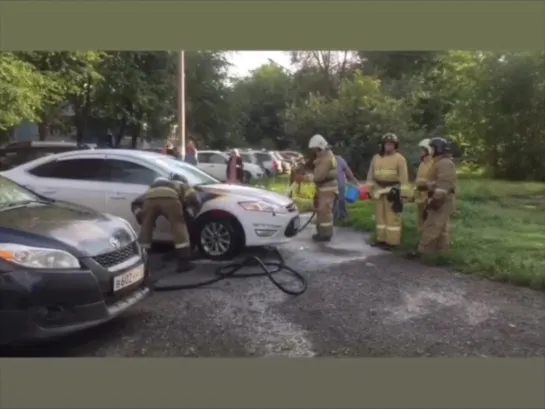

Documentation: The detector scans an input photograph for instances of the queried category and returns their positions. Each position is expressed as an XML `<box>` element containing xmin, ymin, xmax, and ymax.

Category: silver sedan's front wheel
<box><xmin>197</xmin><ymin>218</ymin><xmax>240</xmax><ymax>260</ymax></box>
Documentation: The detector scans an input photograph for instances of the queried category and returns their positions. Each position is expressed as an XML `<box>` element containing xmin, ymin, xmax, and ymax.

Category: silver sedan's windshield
<box><xmin>151</xmin><ymin>156</ymin><xmax>219</xmax><ymax>186</ymax></box>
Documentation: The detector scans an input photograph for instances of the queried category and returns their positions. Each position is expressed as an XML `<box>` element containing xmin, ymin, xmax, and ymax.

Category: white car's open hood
<box><xmin>197</xmin><ymin>184</ymin><xmax>293</xmax><ymax>207</ymax></box>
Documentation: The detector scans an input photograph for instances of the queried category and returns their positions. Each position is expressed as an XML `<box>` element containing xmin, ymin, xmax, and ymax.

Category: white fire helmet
<box><xmin>418</xmin><ymin>138</ymin><xmax>431</xmax><ymax>153</ymax></box>
<box><xmin>308</xmin><ymin>134</ymin><xmax>329</xmax><ymax>150</ymax></box>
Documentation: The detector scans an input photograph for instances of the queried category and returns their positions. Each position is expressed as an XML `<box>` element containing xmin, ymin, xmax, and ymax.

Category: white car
<box><xmin>1</xmin><ymin>149</ymin><xmax>301</xmax><ymax>259</ymax></box>
<box><xmin>197</xmin><ymin>150</ymin><xmax>264</xmax><ymax>183</ymax></box>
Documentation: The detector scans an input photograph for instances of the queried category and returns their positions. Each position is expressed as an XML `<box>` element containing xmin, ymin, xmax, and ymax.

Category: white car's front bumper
<box><xmin>240</xmin><ymin>210</ymin><xmax>301</xmax><ymax>247</ymax></box>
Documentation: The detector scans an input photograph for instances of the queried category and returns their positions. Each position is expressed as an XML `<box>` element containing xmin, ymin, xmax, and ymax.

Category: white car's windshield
<box><xmin>152</xmin><ymin>156</ymin><xmax>220</xmax><ymax>186</ymax></box>
<box><xmin>0</xmin><ymin>176</ymin><xmax>39</xmax><ymax>209</ymax></box>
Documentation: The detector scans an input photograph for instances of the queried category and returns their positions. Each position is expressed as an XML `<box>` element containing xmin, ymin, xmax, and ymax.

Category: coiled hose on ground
<box><xmin>150</xmin><ymin>212</ymin><xmax>316</xmax><ymax>296</ymax></box>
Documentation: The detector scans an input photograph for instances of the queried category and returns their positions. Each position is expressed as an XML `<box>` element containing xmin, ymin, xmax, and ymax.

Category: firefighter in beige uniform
<box><xmin>365</xmin><ymin>133</ymin><xmax>410</xmax><ymax>250</ymax></box>
<box><xmin>413</xmin><ymin>138</ymin><xmax>434</xmax><ymax>232</ymax></box>
<box><xmin>137</xmin><ymin>175</ymin><xmax>201</xmax><ymax>272</ymax></box>
<box><xmin>409</xmin><ymin>137</ymin><xmax>457</xmax><ymax>258</ymax></box>
<box><xmin>307</xmin><ymin>134</ymin><xmax>339</xmax><ymax>242</ymax></box>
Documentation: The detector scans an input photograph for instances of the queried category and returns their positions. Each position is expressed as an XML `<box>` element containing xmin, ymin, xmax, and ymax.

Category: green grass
<box><xmin>261</xmin><ymin>175</ymin><xmax>545</xmax><ymax>291</ymax></box>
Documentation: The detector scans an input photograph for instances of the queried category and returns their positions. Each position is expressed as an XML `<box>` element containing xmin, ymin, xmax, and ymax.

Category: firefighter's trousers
<box><xmin>374</xmin><ymin>194</ymin><xmax>402</xmax><ymax>246</ymax></box>
<box><xmin>417</xmin><ymin>206</ymin><xmax>451</xmax><ymax>254</ymax></box>
<box><xmin>315</xmin><ymin>190</ymin><xmax>337</xmax><ymax>239</ymax></box>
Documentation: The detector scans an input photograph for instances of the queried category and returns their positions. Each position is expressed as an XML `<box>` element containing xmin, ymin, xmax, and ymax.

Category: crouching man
<box><xmin>133</xmin><ymin>174</ymin><xmax>201</xmax><ymax>273</ymax></box>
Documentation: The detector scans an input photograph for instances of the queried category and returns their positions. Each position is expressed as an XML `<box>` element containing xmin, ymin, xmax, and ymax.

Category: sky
<box><xmin>227</xmin><ymin>51</ymin><xmax>293</xmax><ymax>78</ymax></box>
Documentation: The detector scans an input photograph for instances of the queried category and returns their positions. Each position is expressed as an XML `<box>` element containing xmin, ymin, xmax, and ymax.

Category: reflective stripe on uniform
<box><xmin>317</xmin><ymin>221</ymin><xmax>333</xmax><ymax>227</ymax></box>
<box><xmin>376</xmin><ymin>224</ymin><xmax>386</xmax><ymax>229</ymax></box>
<box><xmin>375</xmin><ymin>169</ymin><xmax>397</xmax><ymax>176</ymax></box>
<box><xmin>174</xmin><ymin>242</ymin><xmax>190</xmax><ymax>249</ymax></box>
<box><xmin>400</xmin><ymin>184</ymin><xmax>412</xmax><ymax>196</ymax></box>
<box><xmin>435</xmin><ymin>188</ymin><xmax>449</xmax><ymax>194</ymax></box>
<box><xmin>385</xmin><ymin>226</ymin><xmax>401</xmax><ymax>231</ymax></box>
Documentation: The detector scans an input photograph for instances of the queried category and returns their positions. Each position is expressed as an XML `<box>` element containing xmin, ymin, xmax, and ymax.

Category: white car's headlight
<box><xmin>238</xmin><ymin>201</ymin><xmax>286</xmax><ymax>213</ymax></box>
<box><xmin>0</xmin><ymin>243</ymin><xmax>80</xmax><ymax>270</ymax></box>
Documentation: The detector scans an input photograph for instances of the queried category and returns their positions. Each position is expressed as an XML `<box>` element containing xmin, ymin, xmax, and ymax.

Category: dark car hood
<box><xmin>197</xmin><ymin>184</ymin><xmax>293</xmax><ymax>206</ymax></box>
<box><xmin>0</xmin><ymin>201</ymin><xmax>135</xmax><ymax>257</ymax></box>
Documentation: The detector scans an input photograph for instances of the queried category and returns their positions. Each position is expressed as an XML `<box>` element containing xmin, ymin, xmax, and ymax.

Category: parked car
<box><xmin>271</xmin><ymin>151</ymin><xmax>291</xmax><ymax>174</ymax></box>
<box><xmin>238</xmin><ymin>151</ymin><xmax>264</xmax><ymax>171</ymax></box>
<box><xmin>280</xmin><ymin>151</ymin><xmax>304</xmax><ymax>161</ymax></box>
<box><xmin>246</xmin><ymin>150</ymin><xmax>282</xmax><ymax>177</ymax></box>
<box><xmin>0</xmin><ymin>174</ymin><xmax>149</xmax><ymax>346</ymax></box>
<box><xmin>2</xmin><ymin>149</ymin><xmax>301</xmax><ymax>260</ymax></box>
<box><xmin>197</xmin><ymin>150</ymin><xmax>264</xmax><ymax>183</ymax></box>
<box><xmin>0</xmin><ymin>141</ymin><xmax>94</xmax><ymax>171</ymax></box>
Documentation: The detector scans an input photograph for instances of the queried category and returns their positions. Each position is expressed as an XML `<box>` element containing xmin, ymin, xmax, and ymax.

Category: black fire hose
<box><xmin>149</xmin><ymin>212</ymin><xmax>317</xmax><ymax>296</ymax></box>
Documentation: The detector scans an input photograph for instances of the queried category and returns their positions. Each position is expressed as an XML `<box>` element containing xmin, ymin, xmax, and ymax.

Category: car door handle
<box><xmin>110</xmin><ymin>194</ymin><xmax>127</xmax><ymax>200</ymax></box>
<box><xmin>41</xmin><ymin>189</ymin><xmax>57</xmax><ymax>194</ymax></box>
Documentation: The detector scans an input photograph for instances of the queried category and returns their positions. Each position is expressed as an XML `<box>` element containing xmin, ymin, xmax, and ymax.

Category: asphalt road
<box><xmin>3</xmin><ymin>215</ymin><xmax>545</xmax><ymax>357</ymax></box>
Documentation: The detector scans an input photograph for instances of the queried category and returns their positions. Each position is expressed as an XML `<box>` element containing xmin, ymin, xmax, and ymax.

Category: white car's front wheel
<box><xmin>196</xmin><ymin>217</ymin><xmax>241</xmax><ymax>260</ymax></box>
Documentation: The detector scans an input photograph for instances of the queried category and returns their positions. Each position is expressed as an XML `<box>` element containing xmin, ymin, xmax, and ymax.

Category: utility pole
<box><xmin>177</xmin><ymin>50</ymin><xmax>186</xmax><ymax>159</ymax></box>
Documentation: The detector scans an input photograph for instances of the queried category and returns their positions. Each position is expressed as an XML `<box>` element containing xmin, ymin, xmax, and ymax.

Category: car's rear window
<box><xmin>0</xmin><ymin>146</ymin><xmax>82</xmax><ymax>170</ymax></box>
<box><xmin>255</xmin><ymin>152</ymin><xmax>272</xmax><ymax>161</ymax></box>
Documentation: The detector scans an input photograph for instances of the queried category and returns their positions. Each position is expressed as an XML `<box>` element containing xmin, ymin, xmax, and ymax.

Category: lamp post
<box><xmin>177</xmin><ymin>50</ymin><xmax>186</xmax><ymax>159</ymax></box>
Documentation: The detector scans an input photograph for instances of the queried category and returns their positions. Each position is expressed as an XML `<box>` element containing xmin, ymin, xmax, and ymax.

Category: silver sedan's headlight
<box><xmin>238</xmin><ymin>201</ymin><xmax>287</xmax><ymax>213</ymax></box>
<box><xmin>0</xmin><ymin>243</ymin><xmax>80</xmax><ymax>270</ymax></box>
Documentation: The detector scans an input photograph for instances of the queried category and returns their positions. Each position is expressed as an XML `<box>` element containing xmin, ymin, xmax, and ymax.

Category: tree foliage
<box><xmin>1</xmin><ymin>50</ymin><xmax>544</xmax><ymax>181</ymax></box>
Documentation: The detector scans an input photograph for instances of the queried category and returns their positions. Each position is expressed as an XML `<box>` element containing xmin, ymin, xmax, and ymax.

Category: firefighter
<box><xmin>364</xmin><ymin>133</ymin><xmax>410</xmax><ymax>250</ymax></box>
<box><xmin>136</xmin><ymin>174</ymin><xmax>201</xmax><ymax>272</ymax></box>
<box><xmin>408</xmin><ymin>137</ymin><xmax>457</xmax><ymax>258</ymax></box>
<box><xmin>413</xmin><ymin>138</ymin><xmax>434</xmax><ymax>232</ymax></box>
<box><xmin>308</xmin><ymin>134</ymin><xmax>339</xmax><ymax>242</ymax></box>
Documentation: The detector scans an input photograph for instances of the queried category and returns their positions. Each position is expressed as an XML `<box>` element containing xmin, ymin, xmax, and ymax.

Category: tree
<box><xmin>290</xmin><ymin>51</ymin><xmax>358</xmax><ymax>100</ymax></box>
<box><xmin>15</xmin><ymin>51</ymin><xmax>106</xmax><ymax>141</ymax></box>
<box><xmin>284</xmin><ymin>71</ymin><xmax>418</xmax><ymax>176</ymax></box>
<box><xmin>229</xmin><ymin>63</ymin><xmax>294</xmax><ymax>149</ymax></box>
<box><xmin>185</xmin><ymin>51</ymin><xmax>232</xmax><ymax>148</ymax></box>
<box><xmin>92</xmin><ymin>51</ymin><xmax>177</xmax><ymax>147</ymax></box>
<box><xmin>0</xmin><ymin>53</ymin><xmax>61</xmax><ymax>134</ymax></box>
<box><xmin>441</xmin><ymin>51</ymin><xmax>545</xmax><ymax>180</ymax></box>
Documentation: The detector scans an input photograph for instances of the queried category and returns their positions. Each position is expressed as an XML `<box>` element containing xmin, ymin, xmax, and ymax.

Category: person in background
<box><xmin>98</xmin><ymin>130</ymin><xmax>114</xmax><ymax>148</ymax></box>
<box><xmin>408</xmin><ymin>137</ymin><xmax>457</xmax><ymax>259</ymax></box>
<box><xmin>161</xmin><ymin>142</ymin><xmax>172</xmax><ymax>155</ymax></box>
<box><xmin>164</xmin><ymin>142</ymin><xmax>181</xmax><ymax>159</ymax></box>
<box><xmin>226</xmin><ymin>149</ymin><xmax>244</xmax><ymax>184</ymax></box>
<box><xmin>413</xmin><ymin>138</ymin><xmax>434</xmax><ymax>232</ymax></box>
<box><xmin>308</xmin><ymin>134</ymin><xmax>339</xmax><ymax>242</ymax></box>
<box><xmin>364</xmin><ymin>133</ymin><xmax>410</xmax><ymax>251</ymax></box>
<box><xmin>185</xmin><ymin>139</ymin><xmax>198</xmax><ymax>166</ymax></box>
<box><xmin>334</xmin><ymin>154</ymin><xmax>360</xmax><ymax>223</ymax></box>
